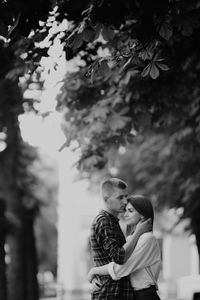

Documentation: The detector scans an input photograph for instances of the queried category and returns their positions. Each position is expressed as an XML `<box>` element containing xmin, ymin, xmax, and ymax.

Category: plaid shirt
<box><xmin>89</xmin><ymin>210</ymin><xmax>135</xmax><ymax>300</ymax></box>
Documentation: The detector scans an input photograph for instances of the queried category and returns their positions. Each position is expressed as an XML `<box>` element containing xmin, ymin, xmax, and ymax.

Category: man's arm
<box><xmin>88</xmin><ymin>233</ymin><xmax>161</xmax><ymax>283</ymax></box>
<box><xmin>96</xmin><ymin>218</ymin><xmax>125</xmax><ymax>264</ymax></box>
<box><xmin>88</xmin><ymin>266</ymin><xmax>109</xmax><ymax>283</ymax></box>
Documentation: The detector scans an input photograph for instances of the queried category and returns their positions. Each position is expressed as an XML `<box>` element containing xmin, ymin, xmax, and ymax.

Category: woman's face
<box><xmin>124</xmin><ymin>202</ymin><xmax>142</xmax><ymax>226</ymax></box>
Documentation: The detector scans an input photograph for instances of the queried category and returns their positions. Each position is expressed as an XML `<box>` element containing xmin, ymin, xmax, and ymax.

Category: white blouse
<box><xmin>108</xmin><ymin>232</ymin><xmax>162</xmax><ymax>291</ymax></box>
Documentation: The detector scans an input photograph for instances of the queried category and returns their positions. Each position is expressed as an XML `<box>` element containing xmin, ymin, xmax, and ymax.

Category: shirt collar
<box><xmin>100</xmin><ymin>209</ymin><xmax>120</xmax><ymax>222</ymax></box>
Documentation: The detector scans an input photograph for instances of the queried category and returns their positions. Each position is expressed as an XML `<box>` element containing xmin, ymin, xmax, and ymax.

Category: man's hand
<box><xmin>91</xmin><ymin>278</ymin><xmax>101</xmax><ymax>292</ymax></box>
<box><xmin>135</xmin><ymin>218</ymin><xmax>152</xmax><ymax>236</ymax></box>
<box><xmin>87</xmin><ymin>267</ymin><xmax>96</xmax><ymax>283</ymax></box>
<box><xmin>88</xmin><ymin>269</ymin><xmax>102</xmax><ymax>292</ymax></box>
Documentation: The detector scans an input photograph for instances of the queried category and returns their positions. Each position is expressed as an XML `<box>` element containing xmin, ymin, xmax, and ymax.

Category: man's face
<box><xmin>106</xmin><ymin>187</ymin><xmax>128</xmax><ymax>214</ymax></box>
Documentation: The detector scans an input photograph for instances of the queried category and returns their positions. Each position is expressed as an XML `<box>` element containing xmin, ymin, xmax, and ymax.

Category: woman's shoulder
<box><xmin>138</xmin><ymin>231</ymin><xmax>155</xmax><ymax>244</ymax></box>
<box><xmin>126</xmin><ymin>231</ymin><xmax>154</xmax><ymax>243</ymax></box>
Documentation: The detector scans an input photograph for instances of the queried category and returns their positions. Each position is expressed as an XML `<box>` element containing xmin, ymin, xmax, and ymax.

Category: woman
<box><xmin>88</xmin><ymin>195</ymin><xmax>162</xmax><ymax>300</ymax></box>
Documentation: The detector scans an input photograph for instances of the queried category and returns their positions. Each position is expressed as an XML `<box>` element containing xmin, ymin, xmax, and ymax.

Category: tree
<box><xmin>0</xmin><ymin>2</ymin><xmax>55</xmax><ymax>299</ymax></box>
<box><xmin>0</xmin><ymin>198</ymin><xmax>6</xmax><ymax>300</ymax></box>
<box><xmin>0</xmin><ymin>42</ymin><xmax>43</xmax><ymax>300</ymax></box>
<box><xmin>53</xmin><ymin>0</ymin><xmax>200</xmax><ymax>170</ymax></box>
<box><xmin>54</xmin><ymin>0</ymin><xmax>200</xmax><ymax>260</ymax></box>
<box><xmin>0</xmin><ymin>0</ymin><xmax>199</xmax><ymax>172</ymax></box>
<box><xmin>0</xmin><ymin>0</ymin><xmax>200</xmax><ymax>269</ymax></box>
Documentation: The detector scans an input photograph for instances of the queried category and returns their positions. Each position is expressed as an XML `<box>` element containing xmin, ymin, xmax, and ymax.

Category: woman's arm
<box><xmin>88</xmin><ymin>265</ymin><xmax>109</xmax><ymax>283</ymax></box>
<box><xmin>88</xmin><ymin>233</ymin><xmax>160</xmax><ymax>283</ymax></box>
<box><xmin>109</xmin><ymin>233</ymin><xmax>161</xmax><ymax>280</ymax></box>
<box><xmin>88</xmin><ymin>221</ymin><xmax>153</xmax><ymax>283</ymax></box>
<box><xmin>123</xmin><ymin>218</ymin><xmax>152</xmax><ymax>262</ymax></box>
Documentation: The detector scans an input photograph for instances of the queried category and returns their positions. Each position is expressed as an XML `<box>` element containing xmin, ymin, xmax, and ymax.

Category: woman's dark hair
<box><xmin>127</xmin><ymin>194</ymin><xmax>154</xmax><ymax>223</ymax></box>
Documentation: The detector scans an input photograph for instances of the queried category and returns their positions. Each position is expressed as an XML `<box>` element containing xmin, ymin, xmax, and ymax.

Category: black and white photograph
<box><xmin>0</xmin><ymin>1</ymin><xmax>200</xmax><ymax>300</ymax></box>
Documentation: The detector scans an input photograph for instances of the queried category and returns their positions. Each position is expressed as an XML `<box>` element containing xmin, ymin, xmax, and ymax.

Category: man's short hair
<box><xmin>101</xmin><ymin>178</ymin><xmax>127</xmax><ymax>201</ymax></box>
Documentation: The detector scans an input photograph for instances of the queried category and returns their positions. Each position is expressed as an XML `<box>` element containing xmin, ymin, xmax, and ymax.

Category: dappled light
<box><xmin>0</xmin><ymin>1</ymin><xmax>200</xmax><ymax>300</ymax></box>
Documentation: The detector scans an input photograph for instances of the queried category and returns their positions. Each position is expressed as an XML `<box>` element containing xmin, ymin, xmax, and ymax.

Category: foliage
<box><xmin>0</xmin><ymin>0</ymin><xmax>52</xmax><ymax>37</ymax></box>
<box><xmin>1</xmin><ymin>0</ymin><xmax>200</xmax><ymax>215</ymax></box>
<box><xmin>1</xmin><ymin>0</ymin><xmax>200</xmax><ymax>255</ymax></box>
<box><xmin>58</xmin><ymin>35</ymin><xmax>200</xmax><ymax>172</ymax></box>
<box><xmin>49</xmin><ymin>1</ymin><xmax>198</xmax><ymax>173</ymax></box>
<box><xmin>1</xmin><ymin>1</ymin><xmax>200</xmax><ymax>83</ymax></box>
<box><xmin>110</xmin><ymin>128</ymin><xmax>200</xmax><ymax>253</ymax></box>
<box><xmin>57</xmin><ymin>0</ymin><xmax>200</xmax><ymax>77</ymax></box>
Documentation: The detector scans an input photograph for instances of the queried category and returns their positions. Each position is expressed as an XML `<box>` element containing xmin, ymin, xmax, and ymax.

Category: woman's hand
<box><xmin>134</xmin><ymin>218</ymin><xmax>152</xmax><ymax>235</ymax></box>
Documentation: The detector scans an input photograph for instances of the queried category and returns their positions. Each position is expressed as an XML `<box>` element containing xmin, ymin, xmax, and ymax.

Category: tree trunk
<box><xmin>7</xmin><ymin>226</ymin><xmax>27</xmax><ymax>300</ymax></box>
<box><xmin>0</xmin><ymin>198</ymin><xmax>7</xmax><ymax>300</ymax></box>
<box><xmin>1</xmin><ymin>79</ymin><xmax>26</xmax><ymax>300</ymax></box>
<box><xmin>1</xmin><ymin>79</ymin><xmax>38</xmax><ymax>300</ymax></box>
<box><xmin>24</xmin><ymin>211</ymin><xmax>39</xmax><ymax>300</ymax></box>
<box><xmin>7</xmin><ymin>211</ymin><xmax>39</xmax><ymax>300</ymax></box>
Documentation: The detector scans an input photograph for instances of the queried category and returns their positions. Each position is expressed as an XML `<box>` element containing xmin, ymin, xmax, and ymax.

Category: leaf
<box><xmin>98</xmin><ymin>60</ymin><xmax>110</xmax><ymax>77</ymax></box>
<box><xmin>82</xmin><ymin>4</ymin><xmax>94</xmax><ymax>17</ymax></box>
<box><xmin>68</xmin><ymin>33</ymin><xmax>83</xmax><ymax>50</ymax></box>
<box><xmin>139</xmin><ymin>49</ymin><xmax>153</xmax><ymax>61</ymax></box>
<box><xmin>83</xmin><ymin>28</ymin><xmax>95</xmax><ymax>42</ymax></box>
<box><xmin>125</xmin><ymin>92</ymin><xmax>132</xmax><ymax>103</ymax></box>
<box><xmin>111</xmin><ymin>95</ymin><xmax>123</xmax><ymax>107</ymax></box>
<box><xmin>181</xmin><ymin>21</ymin><xmax>193</xmax><ymax>37</ymax></box>
<box><xmin>101</xmin><ymin>26</ymin><xmax>115</xmax><ymax>41</ymax></box>
<box><xmin>120</xmin><ymin>107</ymin><xmax>130</xmax><ymax>115</ymax></box>
<box><xmin>97</xmin><ymin>0</ymin><xmax>104</xmax><ymax>7</ymax></box>
<box><xmin>156</xmin><ymin>62</ymin><xmax>170</xmax><ymax>71</ymax></box>
<box><xmin>90</xmin><ymin>60</ymin><xmax>99</xmax><ymax>82</ymax></box>
<box><xmin>88</xmin><ymin>121</ymin><xmax>105</xmax><ymax>133</ymax></box>
<box><xmin>140</xmin><ymin>42</ymin><xmax>156</xmax><ymax>60</ymax></box>
<box><xmin>149</xmin><ymin>63</ymin><xmax>160</xmax><ymax>79</ymax></box>
<box><xmin>109</xmin><ymin>113</ymin><xmax>131</xmax><ymax>131</ymax></box>
<box><xmin>141</xmin><ymin>63</ymin><xmax>151</xmax><ymax>77</ymax></box>
<box><xmin>159</xmin><ymin>22</ymin><xmax>173</xmax><ymax>40</ymax></box>
<box><xmin>7</xmin><ymin>13</ymin><xmax>21</xmax><ymax>38</ymax></box>
<box><xmin>121</xmin><ymin>70</ymin><xmax>138</xmax><ymax>85</ymax></box>
<box><xmin>92</xmin><ymin>106</ymin><xmax>110</xmax><ymax>119</ymax></box>
<box><xmin>122</xmin><ymin>56</ymin><xmax>133</xmax><ymax>71</ymax></box>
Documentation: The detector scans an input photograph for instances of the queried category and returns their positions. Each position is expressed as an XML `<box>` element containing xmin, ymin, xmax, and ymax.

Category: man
<box><xmin>89</xmin><ymin>178</ymin><xmax>152</xmax><ymax>300</ymax></box>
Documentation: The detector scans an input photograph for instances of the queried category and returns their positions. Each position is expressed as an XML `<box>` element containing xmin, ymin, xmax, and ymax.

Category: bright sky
<box><xmin>19</xmin><ymin>19</ymin><xmax>82</xmax><ymax>157</ymax></box>
<box><xmin>19</xmin><ymin>24</ymin><xmax>69</xmax><ymax>157</ymax></box>
<box><xmin>19</xmin><ymin>112</ymin><xmax>65</xmax><ymax>157</ymax></box>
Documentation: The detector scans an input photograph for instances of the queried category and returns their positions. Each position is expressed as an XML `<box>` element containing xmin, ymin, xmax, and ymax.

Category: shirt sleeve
<box><xmin>96</xmin><ymin>217</ymin><xmax>125</xmax><ymax>264</ymax></box>
<box><xmin>108</xmin><ymin>233</ymin><xmax>161</xmax><ymax>280</ymax></box>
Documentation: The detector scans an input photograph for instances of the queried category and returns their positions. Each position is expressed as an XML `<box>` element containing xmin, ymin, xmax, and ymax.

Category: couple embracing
<box><xmin>88</xmin><ymin>177</ymin><xmax>162</xmax><ymax>300</ymax></box>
